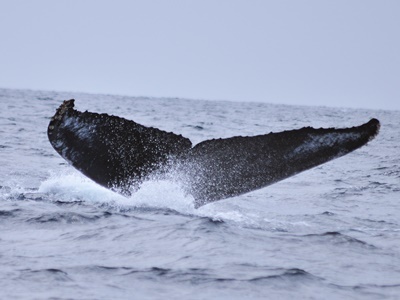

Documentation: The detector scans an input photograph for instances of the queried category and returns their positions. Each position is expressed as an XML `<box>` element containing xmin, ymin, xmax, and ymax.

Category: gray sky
<box><xmin>1</xmin><ymin>0</ymin><xmax>399</xmax><ymax>110</ymax></box>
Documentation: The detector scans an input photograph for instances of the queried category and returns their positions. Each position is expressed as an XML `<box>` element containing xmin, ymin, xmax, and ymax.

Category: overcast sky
<box><xmin>0</xmin><ymin>1</ymin><xmax>399</xmax><ymax>110</ymax></box>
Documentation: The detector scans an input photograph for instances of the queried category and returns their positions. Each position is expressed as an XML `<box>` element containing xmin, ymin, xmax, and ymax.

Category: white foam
<box><xmin>33</xmin><ymin>170</ymin><xmax>324</xmax><ymax>234</ymax></box>
<box><xmin>37</xmin><ymin>171</ymin><xmax>255</xmax><ymax>223</ymax></box>
<box><xmin>129</xmin><ymin>180</ymin><xmax>196</xmax><ymax>212</ymax></box>
<box><xmin>38</xmin><ymin>171</ymin><xmax>197</xmax><ymax>213</ymax></box>
<box><xmin>37</xmin><ymin>171</ymin><xmax>312</xmax><ymax>230</ymax></box>
<box><xmin>38</xmin><ymin>171</ymin><xmax>126</xmax><ymax>204</ymax></box>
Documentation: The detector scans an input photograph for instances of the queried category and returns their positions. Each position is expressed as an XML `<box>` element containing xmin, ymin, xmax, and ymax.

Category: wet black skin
<box><xmin>48</xmin><ymin>100</ymin><xmax>380</xmax><ymax>207</ymax></box>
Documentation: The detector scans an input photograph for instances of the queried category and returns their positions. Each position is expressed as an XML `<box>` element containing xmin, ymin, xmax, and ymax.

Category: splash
<box><xmin>129</xmin><ymin>180</ymin><xmax>196</xmax><ymax>212</ymax></box>
<box><xmin>38</xmin><ymin>170</ymin><xmax>197</xmax><ymax>213</ymax></box>
<box><xmin>36</xmin><ymin>170</ymin><xmax>264</xmax><ymax>225</ymax></box>
<box><xmin>38</xmin><ymin>171</ymin><xmax>125</xmax><ymax>204</ymax></box>
<box><xmin>36</xmin><ymin>170</ymin><xmax>316</xmax><ymax>230</ymax></box>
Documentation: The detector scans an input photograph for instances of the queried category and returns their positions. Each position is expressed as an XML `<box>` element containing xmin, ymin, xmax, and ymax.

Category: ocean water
<box><xmin>0</xmin><ymin>88</ymin><xmax>399</xmax><ymax>300</ymax></box>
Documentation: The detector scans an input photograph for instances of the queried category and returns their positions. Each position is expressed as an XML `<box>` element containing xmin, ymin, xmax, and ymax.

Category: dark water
<box><xmin>1</xmin><ymin>88</ymin><xmax>399</xmax><ymax>299</ymax></box>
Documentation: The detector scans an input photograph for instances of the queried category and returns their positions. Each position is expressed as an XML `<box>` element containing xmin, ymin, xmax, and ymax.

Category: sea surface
<box><xmin>0</xmin><ymin>88</ymin><xmax>399</xmax><ymax>300</ymax></box>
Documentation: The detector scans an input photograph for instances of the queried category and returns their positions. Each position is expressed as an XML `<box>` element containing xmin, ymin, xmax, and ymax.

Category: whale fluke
<box><xmin>48</xmin><ymin>100</ymin><xmax>380</xmax><ymax>207</ymax></box>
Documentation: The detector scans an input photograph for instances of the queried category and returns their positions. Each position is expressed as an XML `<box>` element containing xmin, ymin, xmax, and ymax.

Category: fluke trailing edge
<box><xmin>48</xmin><ymin>100</ymin><xmax>380</xmax><ymax>207</ymax></box>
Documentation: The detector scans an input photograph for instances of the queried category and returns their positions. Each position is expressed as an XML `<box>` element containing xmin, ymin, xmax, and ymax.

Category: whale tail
<box><xmin>48</xmin><ymin>100</ymin><xmax>380</xmax><ymax>207</ymax></box>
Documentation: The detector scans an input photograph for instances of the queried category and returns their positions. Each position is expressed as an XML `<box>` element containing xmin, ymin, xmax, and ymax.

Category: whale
<box><xmin>48</xmin><ymin>100</ymin><xmax>380</xmax><ymax>207</ymax></box>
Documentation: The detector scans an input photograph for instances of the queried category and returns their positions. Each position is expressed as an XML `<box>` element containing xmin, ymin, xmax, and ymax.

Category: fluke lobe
<box><xmin>48</xmin><ymin>100</ymin><xmax>380</xmax><ymax>207</ymax></box>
